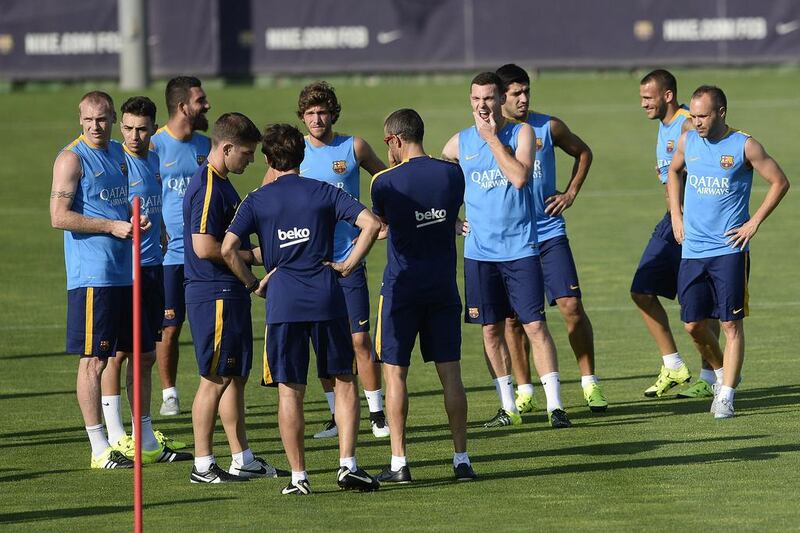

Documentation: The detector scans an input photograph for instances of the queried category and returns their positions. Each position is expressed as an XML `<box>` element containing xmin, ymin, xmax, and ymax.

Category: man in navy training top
<box><xmin>370</xmin><ymin>108</ymin><xmax>476</xmax><ymax>483</ymax></box>
<box><xmin>223</xmin><ymin>123</ymin><xmax>382</xmax><ymax>495</ymax></box>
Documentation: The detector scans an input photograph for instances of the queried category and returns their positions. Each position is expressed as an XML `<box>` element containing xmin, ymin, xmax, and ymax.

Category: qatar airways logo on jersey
<box><xmin>471</xmin><ymin>168</ymin><xmax>507</xmax><ymax>189</ymax></box>
<box><xmin>166</xmin><ymin>177</ymin><xmax>190</xmax><ymax>197</ymax></box>
<box><xmin>278</xmin><ymin>227</ymin><xmax>311</xmax><ymax>248</ymax></box>
<box><xmin>415</xmin><ymin>208</ymin><xmax>447</xmax><ymax>228</ymax></box>
<box><xmin>99</xmin><ymin>185</ymin><xmax>128</xmax><ymax>206</ymax></box>
<box><xmin>688</xmin><ymin>175</ymin><xmax>730</xmax><ymax>196</ymax></box>
<box><xmin>136</xmin><ymin>194</ymin><xmax>162</xmax><ymax>215</ymax></box>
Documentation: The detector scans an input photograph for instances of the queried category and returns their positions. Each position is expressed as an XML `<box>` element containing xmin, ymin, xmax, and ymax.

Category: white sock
<box><xmin>517</xmin><ymin>383</ymin><xmax>535</xmax><ymax>396</ymax></box>
<box><xmin>714</xmin><ymin>367</ymin><xmax>724</xmax><ymax>384</ymax></box>
<box><xmin>101</xmin><ymin>395</ymin><xmax>125</xmax><ymax>445</ymax></box>
<box><xmin>364</xmin><ymin>389</ymin><xmax>384</xmax><ymax>413</ymax></box>
<box><xmin>453</xmin><ymin>452</ymin><xmax>470</xmax><ymax>467</ymax></box>
<box><xmin>339</xmin><ymin>456</ymin><xmax>357</xmax><ymax>472</ymax></box>
<box><xmin>86</xmin><ymin>423</ymin><xmax>110</xmax><ymax>457</ymax></box>
<box><xmin>493</xmin><ymin>375</ymin><xmax>518</xmax><ymax>414</ymax></box>
<box><xmin>662</xmin><ymin>352</ymin><xmax>685</xmax><ymax>370</ymax></box>
<box><xmin>232</xmin><ymin>448</ymin><xmax>255</xmax><ymax>466</ymax></box>
<box><xmin>133</xmin><ymin>415</ymin><xmax>159</xmax><ymax>452</ymax></box>
<box><xmin>540</xmin><ymin>372</ymin><xmax>563</xmax><ymax>413</ymax></box>
<box><xmin>719</xmin><ymin>385</ymin><xmax>735</xmax><ymax>403</ymax></box>
<box><xmin>162</xmin><ymin>386</ymin><xmax>178</xmax><ymax>401</ymax></box>
<box><xmin>291</xmin><ymin>470</ymin><xmax>308</xmax><ymax>484</ymax></box>
<box><xmin>194</xmin><ymin>454</ymin><xmax>214</xmax><ymax>473</ymax></box>
<box><xmin>580</xmin><ymin>375</ymin><xmax>598</xmax><ymax>388</ymax></box>
<box><xmin>390</xmin><ymin>455</ymin><xmax>407</xmax><ymax>471</ymax></box>
<box><xmin>699</xmin><ymin>368</ymin><xmax>716</xmax><ymax>384</ymax></box>
<box><xmin>325</xmin><ymin>391</ymin><xmax>335</xmax><ymax>414</ymax></box>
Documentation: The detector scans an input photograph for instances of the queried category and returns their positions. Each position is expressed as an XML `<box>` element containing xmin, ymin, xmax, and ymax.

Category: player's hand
<box><xmin>323</xmin><ymin>260</ymin><xmax>353</xmax><ymax>277</ymax></box>
<box><xmin>671</xmin><ymin>214</ymin><xmax>684</xmax><ymax>245</ymax></box>
<box><xmin>377</xmin><ymin>222</ymin><xmax>389</xmax><ymax>240</ymax></box>
<box><xmin>456</xmin><ymin>218</ymin><xmax>470</xmax><ymax>236</ymax></box>
<box><xmin>111</xmin><ymin>220</ymin><xmax>134</xmax><ymax>239</ymax></box>
<box><xmin>544</xmin><ymin>190</ymin><xmax>575</xmax><ymax>216</ymax></box>
<box><xmin>473</xmin><ymin>110</ymin><xmax>498</xmax><ymax>141</ymax></box>
<box><xmin>254</xmin><ymin>268</ymin><xmax>276</xmax><ymax>298</ymax></box>
<box><xmin>131</xmin><ymin>214</ymin><xmax>152</xmax><ymax>232</ymax></box>
<box><xmin>725</xmin><ymin>219</ymin><xmax>759</xmax><ymax>251</ymax></box>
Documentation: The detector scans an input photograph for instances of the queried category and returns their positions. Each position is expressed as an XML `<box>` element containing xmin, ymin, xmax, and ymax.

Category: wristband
<box><xmin>246</xmin><ymin>279</ymin><xmax>259</xmax><ymax>292</ymax></box>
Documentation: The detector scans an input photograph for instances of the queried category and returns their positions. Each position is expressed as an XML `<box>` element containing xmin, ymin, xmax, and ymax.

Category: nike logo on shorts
<box><xmin>733</xmin><ymin>308</ymin><xmax>743</xmax><ymax>314</ymax></box>
<box><xmin>570</xmin><ymin>284</ymin><xmax>580</xmax><ymax>290</ymax></box>
<box><xmin>358</xmin><ymin>319</ymin><xmax>369</xmax><ymax>326</ymax></box>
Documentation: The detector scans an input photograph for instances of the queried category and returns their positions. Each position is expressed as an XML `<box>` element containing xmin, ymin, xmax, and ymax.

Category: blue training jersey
<box><xmin>151</xmin><ymin>126</ymin><xmax>210</xmax><ymax>266</ymax></box>
<box><xmin>182</xmin><ymin>162</ymin><xmax>250</xmax><ymax>303</ymax></box>
<box><xmin>227</xmin><ymin>174</ymin><xmax>366</xmax><ymax>324</ymax></box>
<box><xmin>656</xmin><ymin>105</ymin><xmax>691</xmax><ymax>184</ymax></box>
<box><xmin>459</xmin><ymin>122</ymin><xmax>537</xmax><ymax>261</ymax></box>
<box><xmin>527</xmin><ymin>112</ymin><xmax>566</xmax><ymax>242</ymax></box>
<box><xmin>124</xmin><ymin>146</ymin><xmax>163</xmax><ymax>266</ymax></box>
<box><xmin>371</xmin><ymin>155</ymin><xmax>464</xmax><ymax>303</ymax></box>
<box><xmin>63</xmin><ymin>136</ymin><xmax>132</xmax><ymax>289</ymax></box>
<box><xmin>300</xmin><ymin>135</ymin><xmax>361</xmax><ymax>263</ymax></box>
<box><xmin>683</xmin><ymin>128</ymin><xmax>753</xmax><ymax>259</ymax></box>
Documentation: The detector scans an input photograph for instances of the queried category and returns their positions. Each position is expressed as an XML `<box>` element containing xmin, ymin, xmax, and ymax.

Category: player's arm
<box><xmin>724</xmin><ymin>137</ymin><xmax>790</xmax><ymax>250</ymax></box>
<box><xmin>50</xmin><ymin>151</ymin><xmax>135</xmax><ymax>238</ymax></box>
<box><xmin>547</xmin><ymin>116</ymin><xmax>593</xmax><ymax>216</ymax></box>
<box><xmin>325</xmin><ymin>209</ymin><xmax>381</xmax><ymax>277</ymax></box>
<box><xmin>221</xmin><ymin>232</ymin><xmax>273</xmax><ymax>298</ymax></box>
<box><xmin>354</xmin><ymin>137</ymin><xmax>387</xmax><ymax>176</ymax></box>
<box><xmin>441</xmin><ymin>132</ymin><xmax>460</xmax><ymax>163</ymax></box>
<box><xmin>666</xmin><ymin>132</ymin><xmax>688</xmax><ymax>244</ymax></box>
<box><xmin>476</xmin><ymin>112</ymin><xmax>533</xmax><ymax>189</ymax></box>
<box><xmin>369</xmin><ymin>177</ymin><xmax>389</xmax><ymax>240</ymax></box>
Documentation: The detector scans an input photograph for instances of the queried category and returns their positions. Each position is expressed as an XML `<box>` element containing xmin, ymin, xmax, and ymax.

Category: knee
<box><xmin>683</xmin><ymin>321</ymin><xmax>705</xmax><ymax>338</ymax></box>
<box><xmin>352</xmin><ymin>334</ymin><xmax>372</xmax><ymax>356</ymax></box>
<box><xmin>558</xmin><ymin>298</ymin><xmax>583</xmax><ymax>324</ymax></box>
<box><xmin>720</xmin><ymin>320</ymin><xmax>742</xmax><ymax>338</ymax></box>
<box><xmin>82</xmin><ymin>356</ymin><xmax>108</xmax><ymax>378</ymax></box>
<box><xmin>631</xmin><ymin>292</ymin><xmax>653</xmax><ymax>309</ymax></box>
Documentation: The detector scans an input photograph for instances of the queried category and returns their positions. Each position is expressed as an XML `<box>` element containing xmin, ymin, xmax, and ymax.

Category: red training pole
<box><xmin>132</xmin><ymin>197</ymin><xmax>143</xmax><ymax>533</ymax></box>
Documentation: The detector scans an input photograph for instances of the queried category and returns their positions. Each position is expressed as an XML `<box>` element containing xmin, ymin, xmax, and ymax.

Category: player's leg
<box><xmin>312</xmin><ymin>377</ymin><xmax>337</xmax><ymax>439</ymax></box>
<box><xmin>482</xmin><ymin>322</ymin><xmax>520</xmax><ymax>426</ymax></box>
<box><xmin>100</xmin><ymin>351</ymin><xmax>128</xmax><ymax>446</ymax></box>
<box><xmin>277</xmin><ymin>382</ymin><xmax>307</xmax><ymax>484</ymax></box>
<box><xmin>377</xmin><ymin>363</ymin><xmax>412</xmax><ymax>483</ymax></box>
<box><xmin>631</xmin><ymin>214</ymin><xmax>691</xmax><ymax>396</ymax></box>
<box><xmin>506</xmin><ymin>317</ymin><xmax>537</xmax><ymax>413</ymax></box>
<box><xmin>158</xmin><ymin>264</ymin><xmax>186</xmax><ymax>416</ymax></box>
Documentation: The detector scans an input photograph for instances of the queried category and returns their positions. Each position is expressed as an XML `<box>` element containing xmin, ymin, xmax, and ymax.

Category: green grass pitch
<box><xmin>0</xmin><ymin>68</ymin><xmax>799</xmax><ymax>531</ymax></box>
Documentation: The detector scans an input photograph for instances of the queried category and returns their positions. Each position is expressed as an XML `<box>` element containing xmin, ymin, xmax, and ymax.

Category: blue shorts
<box><xmin>261</xmin><ymin>318</ymin><xmax>355</xmax><ymax>386</ymax></box>
<box><xmin>338</xmin><ymin>264</ymin><xmax>370</xmax><ymax>333</ymax></box>
<box><xmin>464</xmin><ymin>256</ymin><xmax>546</xmax><ymax>325</ymax></box>
<box><xmin>374</xmin><ymin>291</ymin><xmax>462</xmax><ymax>367</ymax></box>
<box><xmin>186</xmin><ymin>298</ymin><xmax>253</xmax><ymax>377</ymax></box>
<box><xmin>162</xmin><ymin>264</ymin><xmax>186</xmax><ymax>327</ymax></box>
<box><xmin>539</xmin><ymin>235</ymin><xmax>582</xmax><ymax>306</ymax></box>
<box><xmin>138</xmin><ymin>266</ymin><xmax>164</xmax><ymax>352</ymax></box>
<box><xmin>678</xmin><ymin>252</ymin><xmax>750</xmax><ymax>323</ymax></box>
<box><xmin>630</xmin><ymin>212</ymin><xmax>682</xmax><ymax>299</ymax></box>
<box><xmin>66</xmin><ymin>286</ymin><xmax>132</xmax><ymax>357</ymax></box>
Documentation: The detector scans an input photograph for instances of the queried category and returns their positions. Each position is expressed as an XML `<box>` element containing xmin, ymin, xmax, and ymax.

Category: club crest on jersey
<box><xmin>468</xmin><ymin>307</ymin><xmax>479</xmax><ymax>319</ymax></box>
<box><xmin>332</xmin><ymin>160</ymin><xmax>347</xmax><ymax>174</ymax></box>
<box><xmin>99</xmin><ymin>340</ymin><xmax>110</xmax><ymax>351</ymax></box>
<box><xmin>197</xmin><ymin>155</ymin><xmax>207</xmax><ymax>165</ymax></box>
<box><xmin>666</xmin><ymin>140</ymin><xmax>675</xmax><ymax>153</ymax></box>
<box><xmin>120</xmin><ymin>161</ymin><xmax>128</xmax><ymax>176</ymax></box>
<box><xmin>720</xmin><ymin>155</ymin><xmax>734</xmax><ymax>169</ymax></box>
<box><xmin>535</xmin><ymin>138</ymin><xmax>543</xmax><ymax>151</ymax></box>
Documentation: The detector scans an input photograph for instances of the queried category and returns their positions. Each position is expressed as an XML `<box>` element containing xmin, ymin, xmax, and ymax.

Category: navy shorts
<box><xmin>374</xmin><ymin>291</ymin><xmax>462</xmax><ymax>367</ymax></box>
<box><xmin>261</xmin><ymin>318</ymin><xmax>355</xmax><ymax>386</ymax></box>
<box><xmin>162</xmin><ymin>264</ymin><xmax>186</xmax><ymax>327</ymax></box>
<box><xmin>66</xmin><ymin>286</ymin><xmax>132</xmax><ymax>357</ymax></box>
<box><xmin>539</xmin><ymin>235</ymin><xmax>582</xmax><ymax>306</ymax></box>
<box><xmin>139</xmin><ymin>265</ymin><xmax>164</xmax><ymax>352</ymax></box>
<box><xmin>186</xmin><ymin>298</ymin><xmax>253</xmax><ymax>377</ymax></box>
<box><xmin>338</xmin><ymin>264</ymin><xmax>370</xmax><ymax>333</ymax></box>
<box><xmin>464</xmin><ymin>256</ymin><xmax>546</xmax><ymax>325</ymax></box>
<box><xmin>678</xmin><ymin>252</ymin><xmax>750</xmax><ymax>323</ymax></box>
<box><xmin>630</xmin><ymin>212</ymin><xmax>682</xmax><ymax>299</ymax></box>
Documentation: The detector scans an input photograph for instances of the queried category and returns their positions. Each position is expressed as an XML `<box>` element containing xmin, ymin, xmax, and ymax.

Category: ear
<box><xmin>500</xmin><ymin>93</ymin><xmax>507</xmax><ymax>105</ymax></box>
<box><xmin>664</xmin><ymin>90</ymin><xmax>675</xmax><ymax>104</ymax></box>
<box><xmin>718</xmin><ymin>106</ymin><xmax>727</xmax><ymax>119</ymax></box>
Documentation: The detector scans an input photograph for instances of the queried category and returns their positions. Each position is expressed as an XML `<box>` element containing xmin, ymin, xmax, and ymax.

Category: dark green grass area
<box><xmin>1</xmin><ymin>68</ymin><xmax>799</xmax><ymax>531</ymax></box>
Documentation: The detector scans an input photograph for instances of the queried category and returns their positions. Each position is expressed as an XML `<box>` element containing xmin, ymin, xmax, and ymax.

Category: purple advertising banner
<box><xmin>1</xmin><ymin>0</ymin><xmax>798</xmax><ymax>80</ymax></box>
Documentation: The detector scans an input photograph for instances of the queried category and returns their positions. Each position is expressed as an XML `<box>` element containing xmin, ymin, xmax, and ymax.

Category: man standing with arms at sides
<box><xmin>185</xmin><ymin>113</ymin><xmax>284</xmax><ymax>483</ymax></box>
<box><xmin>289</xmin><ymin>81</ymin><xmax>389</xmax><ymax>439</ymax></box>
<box><xmin>442</xmin><ymin>72</ymin><xmax>570</xmax><ymax>429</ymax></box>
<box><xmin>371</xmin><ymin>109</ymin><xmax>475</xmax><ymax>483</ymax></box>
<box><xmin>100</xmin><ymin>96</ymin><xmax>192</xmax><ymax>463</ymax></box>
<box><xmin>494</xmin><ymin>64</ymin><xmax>607</xmax><ymax>414</ymax></box>
<box><xmin>151</xmin><ymin>76</ymin><xmax>212</xmax><ymax>416</ymax></box>
<box><xmin>223</xmin><ymin>123</ymin><xmax>382</xmax><ymax>495</ymax></box>
<box><xmin>50</xmin><ymin>91</ymin><xmax>150</xmax><ymax>469</ymax></box>
<box><xmin>668</xmin><ymin>85</ymin><xmax>789</xmax><ymax>418</ymax></box>
<box><xmin>633</xmin><ymin>70</ymin><xmax>722</xmax><ymax>399</ymax></box>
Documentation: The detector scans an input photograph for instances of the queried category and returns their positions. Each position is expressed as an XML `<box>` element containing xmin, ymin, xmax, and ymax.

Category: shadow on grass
<box><xmin>0</xmin><ymin>468</ymin><xmax>76</xmax><ymax>483</ymax></box>
<box><xmin>2</xmin><ymin>351</ymin><xmax>69</xmax><ymax>361</ymax></box>
<box><xmin>0</xmin><ymin>389</ymin><xmax>73</xmax><ymax>401</ymax></box>
<box><xmin>0</xmin><ymin>497</ymin><xmax>235</xmax><ymax>524</ymax></box>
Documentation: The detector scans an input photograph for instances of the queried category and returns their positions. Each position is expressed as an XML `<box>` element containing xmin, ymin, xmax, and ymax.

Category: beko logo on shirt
<box><xmin>278</xmin><ymin>227</ymin><xmax>311</xmax><ymax>248</ymax></box>
<box><xmin>415</xmin><ymin>208</ymin><xmax>446</xmax><ymax>228</ymax></box>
